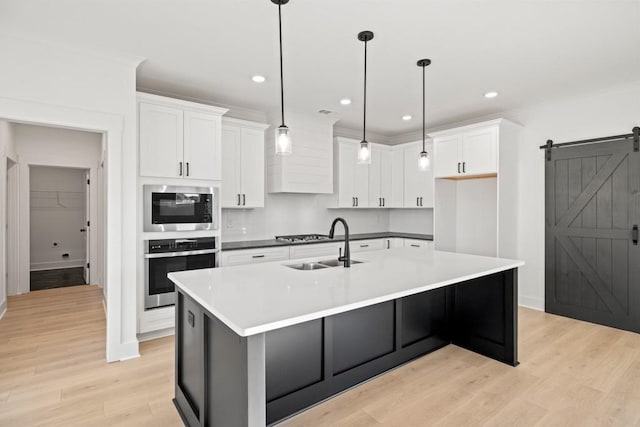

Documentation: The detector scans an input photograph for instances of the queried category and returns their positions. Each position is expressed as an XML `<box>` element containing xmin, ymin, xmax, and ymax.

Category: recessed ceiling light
<box><xmin>402</xmin><ymin>115</ymin><xmax>412</xmax><ymax>121</ymax></box>
<box><xmin>340</xmin><ymin>99</ymin><xmax>351</xmax><ymax>105</ymax></box>
<box><xmin>252</xmin><ymin>75</ymin><xmax>266</xmax><ymax>83</ymax></box>
<box><xmin>484</xmin><ymin>91</ymin><xmax>498</xmax><ymax>99</ymax></box>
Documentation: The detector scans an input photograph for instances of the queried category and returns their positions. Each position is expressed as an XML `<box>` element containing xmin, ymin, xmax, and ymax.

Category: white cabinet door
<box><xmin>433</xmin><ymin>135</ymin><xmax>462</xmax><ymax>178</ymax></box>
<box><xmin>184</xmin><ymin>110</ymin><xmax>221</xmax><ymax>181</ymax></box>
<box><xmin>221</xmin><ymin>247</ymin><xmax>290</xmax><ymax>266</ymax></box>
<box><xmin>403</xmin><ymin>144</ymin><xmax>433</xmax><ymax>208</ymax></box>
<box><xmin>354</xmin><ymin>161</ymin><xmax>369</xmax><ymax>208</ymax></box>
<box><xmin>221</xmin><ymin>125</ymin><xmax>241</xmax><ymax>207</ymax></box>
<box><xmin>139</xmin><ymin>102</ymin><xmax>183</xmax><ymax>178</ymax></box>
<box><xmin>389</xmin><ymin>149</ymin><xmax>404</xmax><ymax>208</ymax></box>
<box><xmin>337</xmin><ymin>143</ymin><xmax>356</xmax><ymax>208</ymax></box>
<box><xmin>368</xmin><ymin>147</ymin><xmax>382</xmax><ymax>207</ymax></box>
<box><xmin>240</xmin><ymin>128</ymin><xmax>265</xmax><ymax>208</ymax></box>
<box><xmin>289</xmin><ymin>242</ymin><xmax>342</xmax><ymax>260</ymax></box>
<box><xmin>462</xmin><ymin>126</ymin><xmax>497</xmax><ymax>175</ymax></box>
<box><xmin>380</xmin><ymin>149</ymin><xmax>392</xmax><ymax>208</ymax></box>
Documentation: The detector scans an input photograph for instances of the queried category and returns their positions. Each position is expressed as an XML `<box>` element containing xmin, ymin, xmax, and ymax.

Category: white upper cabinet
<box><xmin>335</xmin><ymin>138</ymin><xmax>369</xmax><ymax>208</ymax></box>
<box><xmin>432</xmin><ymin>123</ymin><xmax>498</xmax><ymax>178</ymax></box>
<box><xmin>138</xmin><ymin>93</ymin><xmax>227</xmax><ymax>180</ymax></box>
<box><xmin>403</xmin><ymin>142</ymin><xmax>434</xmax><ymax>208</ymax></box>
<box><xmin>183</xmin><ymin>110</ymin><xmax>222</xmax><ymax>180</ymax></box>
<box><xmin>432</xmin><ymin>135</ymin><xmax>461</xmax><ymax>177</ymax></box>
<box><xmin>389</xmin><ymin>148</ymin><xmax>404</xmax><ymax>208</ymax></box>
<box><xmin>221</xmin><ymin>118</ymin><xmax>269</xmax><ymax>208</ymax></box>
<box><xmin>368</xmin><ymin>145</ymin><xmax>392</xmax><ymax>207</ymax></box>
<box><xmin>139</xmin><ymin>102</ymin><xmax>184</xmax><ymax>179</ymax></box>
<box><xmin>461</xmin><ymin>126</ymin><xmax>498</xmax><ymax>175</ymax></box>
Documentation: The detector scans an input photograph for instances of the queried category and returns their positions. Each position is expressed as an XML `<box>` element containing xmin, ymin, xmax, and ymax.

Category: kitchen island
<box><xmin>169</xmin><ymin>248</ymin><xmax>523</xmax><ymax>426</ymax></box>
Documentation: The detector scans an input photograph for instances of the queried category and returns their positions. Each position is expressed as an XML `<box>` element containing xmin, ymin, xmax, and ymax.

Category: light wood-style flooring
<box><xmin>1</xmin><ymin>285</ymin><xmax>640</xmax><ymax>426</ymax></box>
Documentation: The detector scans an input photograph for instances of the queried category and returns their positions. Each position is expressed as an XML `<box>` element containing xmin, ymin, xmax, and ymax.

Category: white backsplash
<box><xmin>222</xmin><ymin>193</ymin><xmax>434</xmax><ymax>242</ymax></box>
<box><xmin>388</xmin><ymin>209</ymin><xmax>434</xmax><ymax>235</ymax></box>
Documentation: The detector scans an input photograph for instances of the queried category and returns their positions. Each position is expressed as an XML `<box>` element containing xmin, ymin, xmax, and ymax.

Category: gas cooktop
<box><xmin>275</xmin><ymin>234</ymin><xmax>333</xmax><ymax>243</ymax></box>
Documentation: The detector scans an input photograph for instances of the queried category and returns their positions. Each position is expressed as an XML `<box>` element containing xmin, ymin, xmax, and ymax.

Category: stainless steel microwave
<box><xmin>143</xmin><ymin>185</ymin><xmax>218</xmax><ymax>232</ymax></box>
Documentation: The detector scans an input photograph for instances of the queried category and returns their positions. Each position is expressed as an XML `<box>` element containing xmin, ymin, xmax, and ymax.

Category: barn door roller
<box><xmin>541</xmin><ymin>126</ymin><xmax>640</xmax><ymax>161</ymax></box>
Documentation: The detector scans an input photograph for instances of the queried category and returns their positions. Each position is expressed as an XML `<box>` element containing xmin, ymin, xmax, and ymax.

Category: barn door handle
<box><xmin>633</xmin><ymin>225</ymin><xmax>638</xmax><ymax>245</ymax></box>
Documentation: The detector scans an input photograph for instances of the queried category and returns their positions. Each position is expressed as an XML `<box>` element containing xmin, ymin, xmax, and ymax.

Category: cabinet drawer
<box><xmin>221</xmin><ymin>247</ymin><xmax>290</xmax><ymax>266</ymax></box>
<box><xmin>404</xmin><ymin>239</ymin><xmax>433</xmax><ymax>249</ymax></box>
<box><xmin>351</xmin><ymin>239</ymin><xmax>386</xmax><ymax>253</ymax></box>
<box><xmin>289</xmin><ymin>242</ymin><xmax>342</xmax><ymax>260</ymax></box>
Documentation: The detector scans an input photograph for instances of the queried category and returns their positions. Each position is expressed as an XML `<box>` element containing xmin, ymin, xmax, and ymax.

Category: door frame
<box><xmin>0</xmin><ymin>95</ymin><xmax>137</xmax><ymax>362</ymax></box>
<box><xmin>6</xmin><ymin>157</ymin><xmax>18</xmax><ymax>298</ymax></box>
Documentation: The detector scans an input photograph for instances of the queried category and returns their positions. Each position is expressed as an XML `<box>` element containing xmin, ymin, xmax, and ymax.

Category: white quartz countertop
<box><xmin>169</xmin><ymin>248</ymin><xmax>524</xmax><ymax>337</ymax></box>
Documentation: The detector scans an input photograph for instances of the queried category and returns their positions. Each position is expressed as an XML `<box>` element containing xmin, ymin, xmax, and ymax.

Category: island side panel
<box><xmin>174</xmin><ymin>290</ymin><xmax>266</xmax><ymax>427</ymax></box>
<box><xmin>266</xmin><ymin>293</ymin><xmax>450</xmax><ymax>425</ymax></box>
<box><xmin>174</xmin><ymin>291</ymin><xmax>205</xmax><ymax>426</ymax></box>
<box><xmin>451</xmin><ymin>268</ymin><xmax>519</xmax><ymax>366</ymax></box>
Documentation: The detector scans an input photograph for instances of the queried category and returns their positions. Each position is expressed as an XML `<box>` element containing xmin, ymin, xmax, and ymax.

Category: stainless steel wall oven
<box><xmin>144</xmin><ymin>237</ymin><xmax>218</xmax><ymax>310</ymax></box>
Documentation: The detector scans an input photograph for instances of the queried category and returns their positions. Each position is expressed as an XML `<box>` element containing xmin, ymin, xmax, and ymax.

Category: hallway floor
<box><xmin>30</xmin><ymin>267</ymin><xmax>86</xmax><ymax>291</ymax></box>
<box><xmin>0</xmin><ymin>285</ymin><xmax>179</xmax><ymax>426</ymax></box>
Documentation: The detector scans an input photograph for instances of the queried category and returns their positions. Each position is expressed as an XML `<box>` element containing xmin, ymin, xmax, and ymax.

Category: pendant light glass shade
<box><xmin>357</xmin><ymin>140</ymin><xmax>371</xmax><ymax>164</ymax></box>
<box><xmin>417</xmin><ymin>58</ymin><xmax>431</xmax><ymax>171</ymax></box>
<box><xmin>273</xmin><ymin>0</ymin><xmax>292</xmax><ymax>155</ymax></box>
<box><xmin>418</xmin><ymin>150</ymin><xmax>430</xmax><ymax>171</ymax></box>
<box><xmin>357</xmin><ymin>30</ymin><xmax>374</xmax><ymax>165</ymax></box>
<box><xmin>275</xmin><ymin>125</ymin><xmax>292</xmax><ymax>155</ymax></box>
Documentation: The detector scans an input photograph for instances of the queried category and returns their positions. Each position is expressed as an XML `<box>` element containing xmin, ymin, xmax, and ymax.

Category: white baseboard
<box><xmin>0</xmin><ymin>299</ymin><xmax>7</xmax><ymax>320</ymax></box>
<box><xmin>138</xmin><ymin>327</ymin><xmax>175</xmax><ymax>342</ymax></box>
<box><xmin>519</xmin><ymin>295</ymin><xmax>544</xmax><ymax>311</ymax></box>
<box><xmin>30</xmin><ymin>260</ymin><xmax>84</xmax><ymax>271</ymax></box>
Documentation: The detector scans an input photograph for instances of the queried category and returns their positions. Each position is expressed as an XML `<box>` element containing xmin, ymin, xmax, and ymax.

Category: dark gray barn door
<box><xmin>545</xmin><ymin>139</ymin><xmax>640</xmax><ymax>332</ymax></box>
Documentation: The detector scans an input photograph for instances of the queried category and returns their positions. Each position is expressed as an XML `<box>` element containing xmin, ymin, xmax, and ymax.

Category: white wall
<box><xmin>0</xmin><ymin>119</ymin><xmax>16</xmax><ymax>318</ymax></box>
<box><xmin>29</xmin><ymin>166</ymin><xmax>87</xmax><ymax>271</ymax></box>
<box><xmin>222</xmin><ymin>194</ymin><xmax>390</xmax><ymax>241</ymax></box>
<box><xmin>507</xmin><ymin>80</ymin><xmax>640</xmax><ymax>310</ymax></box>
<box><xmin>0</xmin><ymin>33</ymin><xmax>142</xmax><ymax>361</ymax></box>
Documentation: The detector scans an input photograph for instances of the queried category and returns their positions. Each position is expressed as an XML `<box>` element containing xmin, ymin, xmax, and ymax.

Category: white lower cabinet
<box><xmin>404</xmin><ymin>239</ymin><xmax>434</xmax><ymax>249</ymax></box>
<box><xmin>221</xmin><ymin>246</ymin><xmax>290</xmax><ymax>266</ymax></box>
<box><xmin>351</xmin><ymin>239</ymin><xmax>386</xmax><ymax>253</ymax></box>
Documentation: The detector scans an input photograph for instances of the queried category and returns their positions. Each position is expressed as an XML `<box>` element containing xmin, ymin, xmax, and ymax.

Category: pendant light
<box><xmin>357</xmin><ymin>31</ymin><xmax>374</xmax><ymax>165</ymax></box>
<box><xmin>417</xmin><ymin>59</ymin><xmax>431</xmax><ymax>171</ymax></box>
<box><xmin>272</xmin><ymin>0</ymin><xmax>292</xmax><ymax>155</ymax></box>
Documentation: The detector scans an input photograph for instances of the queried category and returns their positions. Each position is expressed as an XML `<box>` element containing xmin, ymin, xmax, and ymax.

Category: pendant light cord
<box><xmin>363</xmin><ymin>39</ymin><xmax>367</xmax><ymax>142</ymax></box>
<box><xmin>422</xmin><ymin>64</ymin><xmax>426</xmax><ymax>152</ymax></box>
<box><xmin>278</xmin><ymin>3</ymin><xmax>285</xmax><ymax>127</ymax></box>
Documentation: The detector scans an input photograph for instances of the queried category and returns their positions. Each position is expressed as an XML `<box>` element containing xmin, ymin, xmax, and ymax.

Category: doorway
<box><xmin>28</xmin><ymin>165</ymin><xmax>90</xmax><ymax>291</ymax></box>
<box><xmin>545</xmin><ymin>138</ymin><xmax>640</xmax><ymax>332</ymax></box>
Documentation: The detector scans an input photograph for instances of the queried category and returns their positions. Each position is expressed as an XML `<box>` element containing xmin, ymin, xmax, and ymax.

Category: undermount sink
<box><xmin>317</xmin><ymin>258</ymin><xmax>364</xmax><ymax>267</ymax></box>
<box><xmin>286</xmin><ymin>262</ymin><xmax>330</xmax><ymax>271</ymax></box>
<box><xmin>284</xmin><ymin>259</ymin><xmax>365</xmax><ymax>270</ymax></box>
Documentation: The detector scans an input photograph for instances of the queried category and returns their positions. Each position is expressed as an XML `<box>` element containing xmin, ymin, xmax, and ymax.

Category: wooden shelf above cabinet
<box><xmin>437</xmin><ymin>173</ymin><xmax>497</xmax><ymax>181</ymax></box>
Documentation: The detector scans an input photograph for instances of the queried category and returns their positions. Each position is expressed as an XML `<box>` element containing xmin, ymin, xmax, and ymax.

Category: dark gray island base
<box><xmin>173</xmin><ymin>268</ymin><xmax>518</xmax><ymax>427</ymax></box>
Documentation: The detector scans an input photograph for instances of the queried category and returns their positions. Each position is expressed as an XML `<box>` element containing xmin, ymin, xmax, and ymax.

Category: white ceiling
<box><xmin>2</xmin><ymin>0</ymin><xmax>639</xmax><ymax>135</ymax></box>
